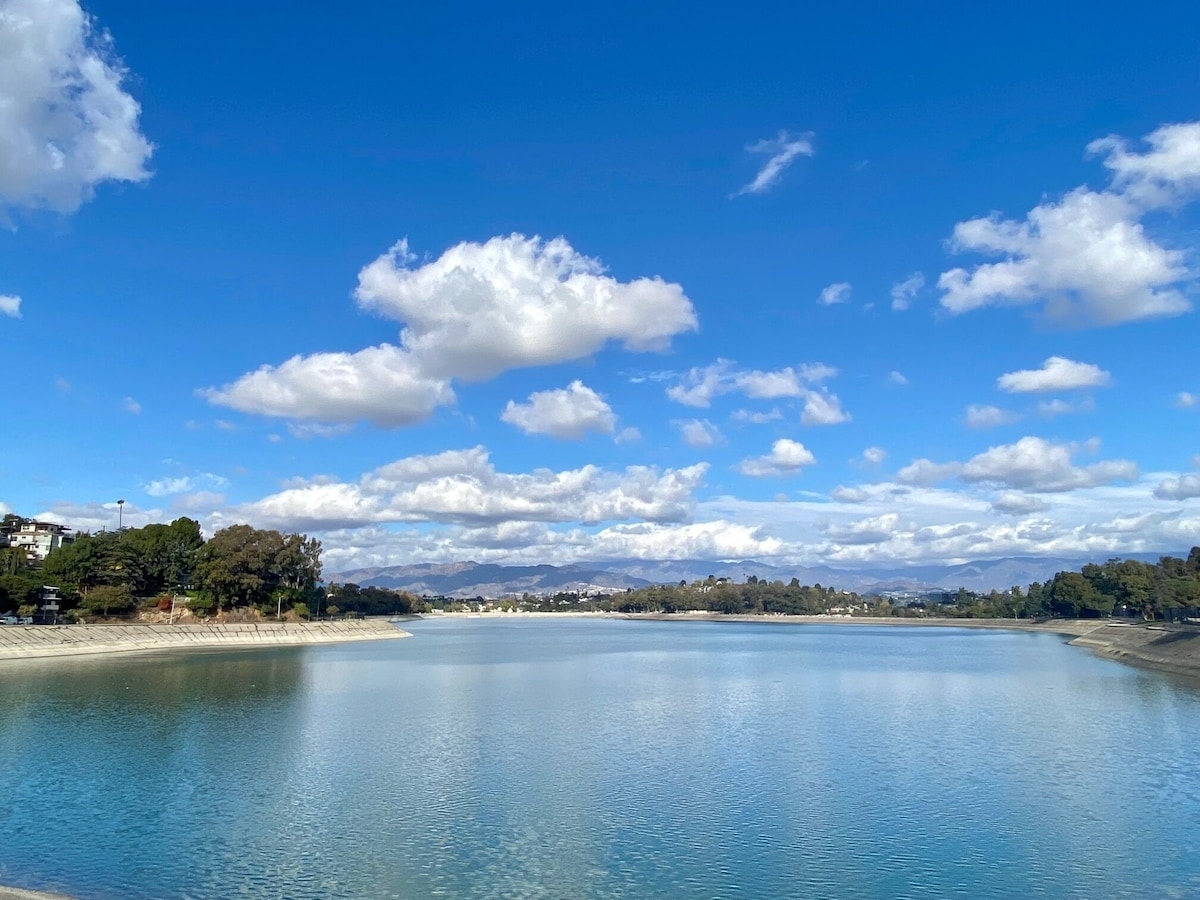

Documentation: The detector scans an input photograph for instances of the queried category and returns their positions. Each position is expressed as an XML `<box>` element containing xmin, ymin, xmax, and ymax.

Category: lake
<box><xmin>1</xmin><ymin>617</ymin><xmax>1198</xmax><ymax>898</ymax></box>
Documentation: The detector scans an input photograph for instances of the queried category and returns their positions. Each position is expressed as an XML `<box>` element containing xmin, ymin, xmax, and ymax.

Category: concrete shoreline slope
<box><xmin>0</xmin><ymin>620</ymin><xmax>410</xmax><ymax>661</ymax></box>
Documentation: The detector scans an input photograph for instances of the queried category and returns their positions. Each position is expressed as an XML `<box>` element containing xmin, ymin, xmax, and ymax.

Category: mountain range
<box><xmin>330</xmin><ymin>552</ymin><xmax>1181</xmax><ymax>598</ymax></box>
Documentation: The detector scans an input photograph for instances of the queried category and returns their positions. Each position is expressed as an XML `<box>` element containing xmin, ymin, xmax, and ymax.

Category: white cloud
<box><xmin>1177</xmin><ymin>391</ymin><xmax>1197</xmax><ymax>409</ymax></box>
<box><xmin>0</xmin><ymin>295</ymin><xmax>21</xmax><ymax>318</ymax></box>
<box><xmin>965</xmin><ymin>404</ymin><xmax>1018</xmax><ymax>429</ymax></box>
<box><xmin>1088</xmin><ymin>121</ymin><xmax>1200</xmax><ymax>207</ymax></box>
<box><xmin>355</xmin><ymin>236</ymin><xmax>698</xmax><ymax>380</ymax></box>
<box><xmin>614</xmin><ymin>427</ymin><xmax>642</xmax><ymax>444</ymax></box>
<box><xmin>818</xmin><ymin>282</ymin><xmax>852</xmax><ymax>306</ymax></box>
<box><xmin>997</xmin><ymin>357</ymin><xmax>1112</xmax><ymax>393</ymax></box>
<box><xmin>824</xmin><ymin>513</ymin><xmax>900</xmax><ymax>545</ymax></box>
<box><xmin>897</xmin><ymin>459</ymin><xmax>963</xmax><ymax>487</ymax></box>
<box><xmin>144</xmin><ymin>472</ymin><xmax>229</xmax><ymax>498</ymax></box>
<box><xmin>861</xmin><ymin>446</ymin><xmax>887</xmax><ymax>465</ymax></box>
<box><xmin>801</xmin><ymin>388</ymin><xmax>850</xmax><ymax>425</ymax></box>
<box><xmin>888</xmin><ymin>370</ymin><xmax>909</xmax><ymax>386</ymax></box>
<box><xmin>206</xmin><ymin>235</ymin><xmax>697</xmax><ymax>427</ymax></box>
<box><xmin>736</xmin><ymin>368</ymin><xmax>805</xmax><ymax>399</ymax></box>
<box><xmin>0</xmin><ymin>0</ymin><xmax>153</xmax><ymax>214</ymax></box>
<box><xmin>122</xmin><ymin>396</ymin><xmax>141</xmax><ymax>414</ymax></box>
<box><xmin>959</xmin><ymin>436</ymin><xmax>1136</xmax><ymax>493</ymax></box>
<box><xmin>938</xmin><ymin>122</ymin><xmax>1200</xmax><ymax>326</ymax></box>
<box><xmin>204</xmin><ymin>344</ymin><xmax>454</xmax><ymax>428</ymax></box>
<box><xmin>675</xmin><ymin>418</ymin><xmax>723</xmax><ymax>448</ymax></box>
<box><xmin>667</xmin><ymin>359</ymin><xmax>838</xmax><ymax>409</ymax></box>
<box><xmin>501</xmin><ymin>380</ymin><xmax>616</xmax><ymax>439</ymax></box>
<box><xmin>990</xmin><ymin>492</ymin><xmax>1050</xmax><ymax>515</ymax></box>
<box><xmin>53</xmin><ymin>376</ymin><xmax>70</xmax><ymax>392</ymax></box>
<box><xmin>145</xmin><ymin>477</ymin><xmax>192</xmax><ymax>497</ymax></box>
<box><xmin>734</xmin><ymin>130</ymin><xmax>814</xmax><ymax>196</ymax></box>
<box><xmin>234</xmin><ymin>446</ymin><xmax>708</xmax><ymax>532</ymax></box>
<box><xmin>890</xmin><ymin>273</ymin><xmax>924</xmax><ymax>311</ymax></box>
<box><xmin>1153</xmin><ymin>474</ymin><xmax>1200</xmax><ymax>501</ymax></box>
<box><xmin>739</xmin><ymin>439</ymin><xmax>816</xmax><ymax>477</ymax></box>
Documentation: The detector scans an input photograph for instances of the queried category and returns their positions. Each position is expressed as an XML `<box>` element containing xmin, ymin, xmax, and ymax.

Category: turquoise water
<box><xmin>1</xmin><ymin>617</ymin><xmax>1199</xmax><ymax>899</ymax></box>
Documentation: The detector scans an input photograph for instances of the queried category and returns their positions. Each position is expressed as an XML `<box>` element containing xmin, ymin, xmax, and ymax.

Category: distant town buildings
<box><xmin>0</xmin><ymin>515</ymin><xmax>74</xmax><ymax>565</ymax></box>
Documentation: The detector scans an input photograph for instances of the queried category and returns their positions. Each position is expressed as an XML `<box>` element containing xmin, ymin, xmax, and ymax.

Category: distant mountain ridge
<box><xmin>331</xmin><ymin>551</ymin><xmax>1182</xmax><ymax>598</ymax></box>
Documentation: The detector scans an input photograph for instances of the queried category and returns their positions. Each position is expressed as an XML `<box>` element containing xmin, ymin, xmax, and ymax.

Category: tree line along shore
<box><xmin>2</xmin><ymin>511</ymin><xmax>1198</xmax><ymax>625</ymax></box>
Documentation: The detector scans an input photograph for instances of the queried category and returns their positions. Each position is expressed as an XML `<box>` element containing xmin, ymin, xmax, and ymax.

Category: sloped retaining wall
<box><xmin>0</xmin><ymin>620</ymin><xmax>410</xmax><ymax>660</ymax></box>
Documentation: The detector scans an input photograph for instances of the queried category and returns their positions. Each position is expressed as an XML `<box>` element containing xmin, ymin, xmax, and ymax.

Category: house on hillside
<box><xmin>1</xmin><ymin>518</ymin><xmax>73</xmax><ymax>565</ymax></box>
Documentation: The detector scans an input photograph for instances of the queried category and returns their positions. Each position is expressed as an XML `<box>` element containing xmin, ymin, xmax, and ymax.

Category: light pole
<box><xmin>117</xmin><ymin>499</ymin><xmax>125</xmax><ymax>531</ymax></box>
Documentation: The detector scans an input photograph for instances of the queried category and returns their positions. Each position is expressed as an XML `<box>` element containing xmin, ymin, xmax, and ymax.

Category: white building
<box><xmin>3</xmin><ymin>521</ymin><xmax>73</xmax><ymax>564</ymax></box>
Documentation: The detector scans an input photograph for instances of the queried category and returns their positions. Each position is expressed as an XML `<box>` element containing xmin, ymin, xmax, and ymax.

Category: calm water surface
<box><xmin>1</xmin><ymin>618</ymin><xmax>1198</xmax><ymax>899</ymax></box>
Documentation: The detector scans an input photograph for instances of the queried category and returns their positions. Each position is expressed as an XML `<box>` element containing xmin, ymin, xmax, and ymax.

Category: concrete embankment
<box><xmin>0</xmin><ymin>888</ymin><xmax>74</xmax><ymax>900</ymax></box>
<box><xmin>1065</xmin><ymin>621</ymin><xmax>1200</xmax><ymax>679</ymax></box>
<box><xmin>0</xmin><ymin>619</ymin><xmax>410</xmax><ymax>661</ymax></box>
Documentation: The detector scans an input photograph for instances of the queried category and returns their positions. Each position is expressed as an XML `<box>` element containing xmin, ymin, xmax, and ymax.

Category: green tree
<box><xmin>194</xmin><ymin>525</ymin><xmax>322</xmax><ymax>611</ymax></box>
<box><xmin>78</xmin><ymin>584</ymin><xmax>135</xmax><ymax>618</ymax></box>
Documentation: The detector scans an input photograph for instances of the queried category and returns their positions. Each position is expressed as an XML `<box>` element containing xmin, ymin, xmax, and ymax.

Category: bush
<box><xmin>188</xmin><ymin>595</ymin><xmax>216</xmax><ymax>617</ymax></box>
<box><xmin>292</xmin><ymin>602</ymin><xmax>310</xmax><ymax>620</ymax></box>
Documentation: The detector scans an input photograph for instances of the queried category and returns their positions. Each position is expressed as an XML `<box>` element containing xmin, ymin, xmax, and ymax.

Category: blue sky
<box><xmin>2</xmin><ymin>0</ymin><xmax>1198</xmax><ymax>572</ymax></box>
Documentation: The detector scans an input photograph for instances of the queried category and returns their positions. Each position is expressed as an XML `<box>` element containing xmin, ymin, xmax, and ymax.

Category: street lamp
<box><xmin>117</xmin><ymin>499</ymin><xmax>125</xmax><ymax>531</ymax></box>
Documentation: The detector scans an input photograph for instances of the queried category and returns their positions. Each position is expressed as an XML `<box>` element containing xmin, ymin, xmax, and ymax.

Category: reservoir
<box><xmin>1</xmin><ymin>617</ymin><xmax>1198</xmax><ymax>898</ymax></box>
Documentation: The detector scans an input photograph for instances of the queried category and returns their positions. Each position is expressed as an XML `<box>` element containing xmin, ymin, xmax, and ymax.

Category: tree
<box><xmin>79</xmin><ymin>584</ymin><xmax>135</xmax><ymax>618</ymax></box>
<box><xmin>193</xmin><ymin>525</ymin><xmax>321</xmax><ymax>611</ymax></box>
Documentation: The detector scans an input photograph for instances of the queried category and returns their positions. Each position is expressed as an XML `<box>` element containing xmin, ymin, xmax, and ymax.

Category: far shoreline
<box><xmin>422</xmin><ymin>610</ymin><xmax>1200</xmax><ymax>680</ymax></box>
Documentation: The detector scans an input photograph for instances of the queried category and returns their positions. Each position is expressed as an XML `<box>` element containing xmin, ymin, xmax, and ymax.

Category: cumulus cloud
<box><xmin>965</xmin><ymin>404</ymin><xmax>1018</xmax><ymax>429</ymax></box>
<box><xmin>204</xmin><ymin>344</ymin><xmax>454</xmax><ymax>429</ymax></box>
<box><xmin>861</xmin><ymin>446</ymin><xmax>887</xmax><ymax>465</ymax></box>
<box><xmin>898</xmin><ymin>437</ymin><xmax>1135</xmax><ymax>494</ymax></box>
<box><xmin>897</xmin><ymin>459</ymin><xmax>963</xmax><ymax>487</ymax></box>
<box><xmin>738</xmin><ymin>439</ymin><xmax>816</xmax><ymax>477</ymax></box>
<box><xmin>0</xmin><ymin>0</ymin><xmax>153</xmax><ymax>214</ymax></box>
<box><xmin>824</xmin><ymin>513</ymin><xmax>900</xmax><ymax>545</ymax></box>
<box><xmin>233</xmin><ymin>446</ymin><xmax>708</xmax><ymax>532</ymax></box>
<box><xmin>990</xmin><ymin>492</ymin><xmax>1050</xmax><ymax>515</ymax></box>
<box><xmin>997</xmin><ymin>357</ymin><xmax>1112</xmax><ymax>393</ymax></box>
<box><xmin>122</xmin><ymin>396</ymin><xmax>141</xmax><ymax>414</ymax></box>
<box><xmin>890</xmin><ymin>273</ymin><xmax>924</xmax><ymax>311</ymax></box>
<box><xmin>1153</xmin><ymin>474</ymin><xmax>1200</xmax><ymax>501</ymax></box>
<box><xmin>1089</xmin><ymin>121</ymin><xmax>1200</xmax><ymax>207</ymax></box>
<box><xmin>734</xmin><ymin>130</ymin><xmax>814</xmax><ymax>196</ymax></box>
<box><xmin>888</xmin><ymin>370</ymin><xmax>909</xmax><ymax>386</ymax></box>
<box><xmin>818</xmin><ymin>282</ymin><xmax>852</xmax><ymax>306</ymax></box>
<box><xmin>0</xmin><ymin>295</ymin><xmax>21</xmax><ymax>318</ymax></box>
<box><xmin>675</xmin><ymin>418</ymin><xmax>723</xmax><ymax>447</ymax></box>
<box><xmin>959</xmin><ymin>436</ymin><xmax>1136</xmax><ymax>493</ymax></box>
<box><xmin>801</xmin><ymin>389</ymin><xmax>850</xmax><ymax>425</ymax></box>
<box><xmin>205</xmin><ymin>235</ymin><xmax>697</xmax><ymax>427</ymax></box>
<box><xmin>1177</xmin><ymin>392</ymin><xmax>1197</xmax><ymax>409</ymax></box>
<box><xmin>938</xmin><ymin>122</ymin><xmax>1200</xmax><ymax>326</ymax></box>
<box><xmin>500</xmin><ymin>380</ymin><xmax>616</xmax><ymax>439</ymax></box>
